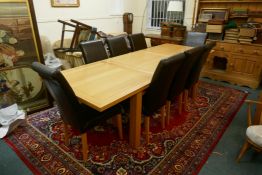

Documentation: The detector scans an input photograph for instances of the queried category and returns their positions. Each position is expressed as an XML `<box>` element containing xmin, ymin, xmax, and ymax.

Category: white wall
<box><xmin>33</xmin><ymin>0</ymin><xmax>136</xmax><ymax>43</ymax></box>
<box><xmin>33</xmin><ymin>0</ymin><xmax>195</xmax><ymax>43</ymax></box>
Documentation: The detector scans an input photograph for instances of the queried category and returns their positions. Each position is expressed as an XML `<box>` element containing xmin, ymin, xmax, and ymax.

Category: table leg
<box><xmin>129</xmin><ymin>92</ymin><xmax>142</xmax><ymax>148</ymax></box>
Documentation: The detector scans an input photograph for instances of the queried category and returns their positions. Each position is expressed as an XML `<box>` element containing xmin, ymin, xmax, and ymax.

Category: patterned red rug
<box><xmin>4</xmin><ymin>81</ymin><xmax>247</xmax><ymax>175</ymax></box>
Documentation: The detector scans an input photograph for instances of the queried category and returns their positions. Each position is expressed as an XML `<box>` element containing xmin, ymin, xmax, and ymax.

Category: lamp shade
<box><xmin>167</xmin><ymin>1</ymin><xmax>183</xmax><ymax>12</ymax></box>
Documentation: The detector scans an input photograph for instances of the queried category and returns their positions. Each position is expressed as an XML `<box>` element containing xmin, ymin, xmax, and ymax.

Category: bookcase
<box><xmin>196</xmin><ymin>0</ymin><xmax>262</xmax><ymax>88</ymax></box>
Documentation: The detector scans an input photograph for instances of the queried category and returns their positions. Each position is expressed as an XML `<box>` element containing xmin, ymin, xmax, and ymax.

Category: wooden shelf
<box><xmin>229</xmin><ymin>15</ymin><xmax>249</xmax><ymax>18</ymax></box>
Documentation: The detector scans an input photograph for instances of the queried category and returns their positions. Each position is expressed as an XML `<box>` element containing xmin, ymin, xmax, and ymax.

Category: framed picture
<box><xmin>0</xmin><ymin>0</ymin><xmax>49</xmax><ymax>112</ymax></box>
<box><xmin>198</xmin><ymin>13</ymin><xmax>213</xmax><ymax>22</ymax></box>
<box><xmin>199</xmin><ymin>8</ymin><xmax>229</xmax><ymax>21</ymax></box>
<box><xmin>51</xmin><ymin>0</ymin><xmax>80</xmax><ymax>7</ymax></box>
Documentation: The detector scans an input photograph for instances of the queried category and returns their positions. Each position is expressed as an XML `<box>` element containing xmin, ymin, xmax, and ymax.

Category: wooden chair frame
<box><xmin>236</xmin><ymin>95</ymin><xmax>262</xmax><ymax>162</ymax></box>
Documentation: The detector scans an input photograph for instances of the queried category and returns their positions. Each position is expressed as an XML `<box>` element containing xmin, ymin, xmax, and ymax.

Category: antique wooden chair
<box><xmin>236</xmin><ymin>92</ymin><xmax>262</xmax><ymax>162</ymax></box>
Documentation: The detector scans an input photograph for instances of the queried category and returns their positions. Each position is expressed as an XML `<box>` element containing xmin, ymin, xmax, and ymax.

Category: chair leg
<box><xmin>115</xmin><ymin>114</ymin><xmax>123</xmax><ymax>140</ymax></box>
<box><xmin>166</xmin><ymin>100</ymin><xmax>171</xmax><ymax>126</ymax></box>
<box><xmin>192</xmin><ymin>83</ymin><xmax>198</xmax><ymax>101</ymax></box>
<box><xmin>236</xmin><ymin>141</ymin><xmax>250</xmax><ymax>162</ymax></box>
<box><xmin>81</xmin><ymin>133</ymin><xmax>88</xmax><ymax>161</ymax></box>
<box><xmin>189</xmin><ymin>87</ymin><xmax>193</xmax><ymax>98</ymax></box>
<box><xmin>184</xmin><ymin>90</ymin><xmax>188</xmax><ymax>111</ymax></box>
<box><xmin>160</xmin><ymin>106</ymin><xmax>165</xmax><ymax>129</ymax></box>
<box><xmin>145</xmin><ymin>116</ymin><xmax>150</xmax><ymax>144</ymax></box>
<box><xmin>178</xmin><ymin>93</ymin><xmax>183</xmax><ymax>114</ymax></box>
<box><xmin>63</xmin><ymin>123</ymin><xmax>69</xmax><ymax>146</ymax></box>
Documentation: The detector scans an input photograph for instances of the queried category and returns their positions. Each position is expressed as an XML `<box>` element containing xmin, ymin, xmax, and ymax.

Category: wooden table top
<box><xmin>144</xmin><ymin>43</ymin><xmax>192</xmax><ymax>56</ymax></box>
<box><xmin>104</xmin><ymin>50</ymin><xmax>167</xmax><ymax>74</ymax></box>
<box><xmin>61</xmin><ymin>61</ymin><xmax>151</xmax><ymax>111</ymax></box>
<box><xmin>61</xmin><ymin>44</ymin><xmax>192</xmax><ymax>112</ymax></box>
<box><xmin>105</xmin><ymin>44</ymin><xmax>192</xmax><ymax>74</ymax></box>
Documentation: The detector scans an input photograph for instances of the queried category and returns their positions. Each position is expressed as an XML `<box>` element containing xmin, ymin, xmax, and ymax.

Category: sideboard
<box><xmin>201</xmin><ymin>41</ymin><xmax>262</xmax><ymax>89</ymax></box>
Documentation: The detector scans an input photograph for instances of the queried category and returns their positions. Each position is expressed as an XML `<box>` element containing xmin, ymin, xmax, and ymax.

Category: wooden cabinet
<box><xmin>145</xmin><ymin>34</ymin><xmax>183</xmax><ymax>46</ymax></box>
<box><xmin>201</xmin><ymin>41</ymin><xmax>262</xmax><ymax>88</ymax></box>
<box><xmin>197</xmin><ymin>0</ymin><xmax>262</xmax><ymax>88</ymax></box>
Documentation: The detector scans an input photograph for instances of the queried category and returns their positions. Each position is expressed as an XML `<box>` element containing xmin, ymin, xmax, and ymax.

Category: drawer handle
<box><xmin>253</xmin><ymin>50</ymin><xmax>259</xmax><ymax>55</ymax></box>
<box><xmin>220</xmin><ymin>46</ymin><xmax>224</xmax><ymax>51</ymax></box>
<box><xmin>230</xmin><ymin>63</ymin><xmax>234</xmax><ymax>67</ymax></box>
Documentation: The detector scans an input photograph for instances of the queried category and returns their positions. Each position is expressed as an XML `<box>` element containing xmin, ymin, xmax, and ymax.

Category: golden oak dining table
<box><xmin>61</xmin><ymin>43</ymin><xmax>192</xmax><ymax>149</ymax></box>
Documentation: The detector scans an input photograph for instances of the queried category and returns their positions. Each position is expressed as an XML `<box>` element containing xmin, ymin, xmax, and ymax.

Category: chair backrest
<box><xmin>79</xmin><ymin>40</ymin><xmax>108</xmax><ymax>64</ymax></box>
<box><xmin>168</xmin><ymin>46</ymin><xmax>205</xmax><ymax>100</ymax></box>
<box><xmin>106</xmin><ymin>36</ymin><xmax>130</xmax><ymax>57</ymax></box>
<box><xmin>128</xmin><ymin>33</ymin><xmax>147</xmax><ymax>51</ymax></box>
<box><xmin>31</xmin><ymin>62</ymin><xmax>85</xmax><ymax>130</ymax></box>
<box><xmin>142</xmin><ymin>53</ymin><xmax>186</xmax><ymax>116</ymax></box>
<box><xmin>185</xmin><ymin>41</ymin><xmax>216</xmax><ymax>89</ymax></box>
<box><xmin>183</xmin><ymin>32</ymin><xmax>207</xmax><ymax>47</ymax></box>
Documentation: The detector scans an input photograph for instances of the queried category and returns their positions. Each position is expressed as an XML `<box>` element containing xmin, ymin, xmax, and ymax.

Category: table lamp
<box><xmin>167</xmin><ymin>1</ymin><xmax>183</xmax><ymax>13</ymax></box>
<box><xmin>163</xmin><ymin>0</ymin><xmax>185</xmax><ymax>37</ymax></box>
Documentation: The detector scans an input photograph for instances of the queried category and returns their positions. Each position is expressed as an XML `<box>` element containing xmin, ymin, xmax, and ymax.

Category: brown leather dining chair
<box><xmin>142</xmin><ymin>53</ymin><xmax>185</xmax><ymax>143</ymax></box>
<box><xmin>128</xmin><ymin>33</ymin><xmax>147</xmax><ymax>51</ymax></box>
<box><xmin>31</xmin><ymin>62</ymin><xmax>123</xmax><ymax>161</ymax></box>
<box><xmin>184</xmin><ymin>41</ymin><xmax>216</xmax><ymax>102</ymax></box>
<box><xmin>79</xmin><ymin>40</ymin><xmax>108</xmax><ymax>64</ymax></box>
<box><xmin>166</xmin><ymin>46</ymin><xmax>205</xmax><ymax>125</ymax></box>
<box><xmin>106</xmin><ymin>36</ymin><xmax>130</xmax><ymax>57</ymax></box>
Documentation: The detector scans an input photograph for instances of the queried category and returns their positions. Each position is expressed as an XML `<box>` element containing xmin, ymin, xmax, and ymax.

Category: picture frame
<box><xmin>51</xmin><ymin>0</ymin><xmax>80</xmax><ymax>7</ymax></box>
<box><xmin>0</xmin><ymin>0</ymin><xmax>50</xmax><ymax>112</ymax></box>
<box><xmin>199</xmin><ymin>8</ymin><xmax>229</xmax><ymax>21</ymax></box>
<box><xmin>198</xmin><ymin>13</ymin><xmax>213</xmax><ymax>22</ymax></box>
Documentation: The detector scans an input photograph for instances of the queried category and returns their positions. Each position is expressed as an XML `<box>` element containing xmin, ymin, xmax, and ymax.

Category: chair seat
<box><xmin>246</xmin><ymin>125</ymin><xmax>262</xmax><ymax>147</ymax></box>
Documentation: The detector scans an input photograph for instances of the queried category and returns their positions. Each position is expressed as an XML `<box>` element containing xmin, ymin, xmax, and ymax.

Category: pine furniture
<box><xmin>196</xmin><ymin>0</ymin><xmax>262</xmax><ymax>88</ymax></box>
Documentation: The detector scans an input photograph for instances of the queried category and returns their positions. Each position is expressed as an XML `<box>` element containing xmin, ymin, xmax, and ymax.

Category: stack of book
<box><xmin>231</xmin><ymin>8</ymin><xmax>248</xmax><ymax>17</ymax></box>
<box><xmin>238</xmin><ymin>37</ymin><xmax>253</xmax><ymax>44</ymax></box>
<box><xmin>224</xmin><ymin>29</ymin><xmax>239</xmax><ymax>43</ymax></box>
<box><xmin>238</xmin><ymin>28</ymin><xmax>256</xmax><ymax>44</ymax></box>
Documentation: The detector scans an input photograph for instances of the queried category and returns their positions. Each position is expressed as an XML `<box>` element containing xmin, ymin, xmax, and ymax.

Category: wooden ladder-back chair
<box><xmin>56</xmin><ymin>19</ymin><xmax>98</xmax><ymax>52</ymax></box>
<box><xmin>236</xmin><ymin>92</ymin><xmax>262</xmax><ymax>162</ymax></box>
<box><xmin>31</xmin><ymin>62</ymin><xmax>123</xmax><ymax>161</ymax></box>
